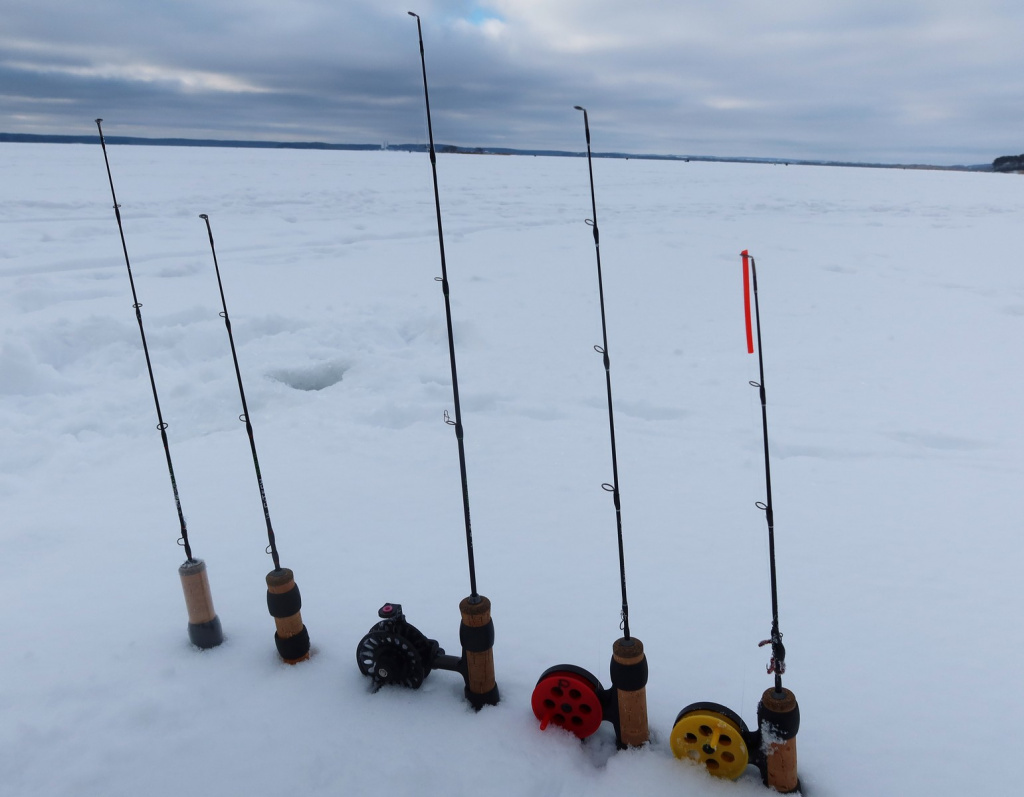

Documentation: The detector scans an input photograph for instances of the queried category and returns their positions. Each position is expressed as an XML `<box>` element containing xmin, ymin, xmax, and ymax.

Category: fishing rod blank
<box><xmin>743</xmin><ymin>249</ymin><xmax>800</xmax><ymax>791</ymax></box>
<box><xmin>354</xmin><ymin>11</ymin><xmax>498</xmax><ymax>710</ymax></box>
<box><xmin>531</xmin><ymin>107</ymin><xmax>648</xmax><ymax>749</ymax></box>
<box><xmin>668</xmin><ymin>251</ymin><xmax>800</xmax><ymax>792</ymax></box>
<box><xmin>95</xmin><ymin>119</ymin><xmax>222</xmax><ymax>650</ymax></box>
<box><xmin>200</xmin><ymin>214</ymin><xmax>310</xmax><ymax>665</ymax></box>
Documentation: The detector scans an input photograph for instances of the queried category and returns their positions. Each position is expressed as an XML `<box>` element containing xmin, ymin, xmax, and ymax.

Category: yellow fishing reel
<box><xmin>670</xmin><ymin>702</ymin><xmax>753</xmax><ymax>780</ymax></box>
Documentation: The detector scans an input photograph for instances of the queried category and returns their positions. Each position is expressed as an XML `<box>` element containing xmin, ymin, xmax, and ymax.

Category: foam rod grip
<box><xmin>266</xmin><ymin>568</ymin><xmax>310</xmax><ymax>664</ymax></box>
<box><xmin>758</xmin><ymin>688</ymin><xmax>800</xmax><ymax>793</ymax></box>
<box><xmin>179</xmin><ymin>559</ymin><xmax>224</xmax><ymax>649</ymax></box>
<box><xmin>611</xmin><ymin>637</ymin><xmax>649</xmax><ymax>747</ymax></box>
<box><xmin>460</xmin><ymin>595</ymin><xmax>499</xmax><ymax>707</ymax></box>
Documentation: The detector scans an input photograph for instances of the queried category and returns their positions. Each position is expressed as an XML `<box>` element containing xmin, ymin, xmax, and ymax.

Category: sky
<box><xmin>2</xmin><ymin>0</ymin><xmax>1023</xmax><ymax>165</ymax></box>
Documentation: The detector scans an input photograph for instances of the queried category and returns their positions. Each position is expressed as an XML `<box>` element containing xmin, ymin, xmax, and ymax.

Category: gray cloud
<box><xmin>2</xmin><ymin>1</ymin><xmax>1023</xmax><ymax>163</ymax></box>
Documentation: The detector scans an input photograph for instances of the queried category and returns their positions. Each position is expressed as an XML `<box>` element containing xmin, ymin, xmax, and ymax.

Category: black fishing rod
<box><xmin>408</xmin><ymin>10</ymin><xmax>479</xmax><ymax>600</ymax></box>
<box><xmin>354</xmin><ymin>13</ymin><xmax>498</xmax><ymax>710</ymax></box>
<box><xmin>200</xmin><ymin>213</ymin><xmax>309</xmax><ymax>664</ymax></box>
<box><xmin>668</xmin><ymin>251</ymin><xmax>800</xmax><ymax>791</ymax></box>
<box><xmin>574</xmin><ymin>105</ymin><xmax>631</xmax><ymax>641</ymax></box>
<box><xmin>95</xmin><ymin>118</ymin><xmax>222</xmax><ymax>649</ymax></box>
<box><xmin>743</xmin><ymin>250</ymin><xmax>785</xmax><ymax>691</ymax></box>
<box><xmin>200</xmin><ymin>214</ymin><xmax>279</xmax><ymax>569</ymax></box>
<box><xmin>531</xmin><ymin>108</ymin><xmax>648</xmax><ymax>749</ymax></box>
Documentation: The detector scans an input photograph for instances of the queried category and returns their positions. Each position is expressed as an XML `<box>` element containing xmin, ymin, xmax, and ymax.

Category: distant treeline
<box><xmin>993</xmin><ymin>154</ymin><xmax>1024</xmax><ymax>172</ymax></box>
<box><xmin>0</xmin><ymin>132</ymin><xmax>993</xmax><ymax>172</ymax></box>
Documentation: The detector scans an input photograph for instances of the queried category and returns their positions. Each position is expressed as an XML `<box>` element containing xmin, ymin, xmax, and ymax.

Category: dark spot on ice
<box><xmin>268</xmin><ymin>361</ymin><xmax>347</xmax><ymax>391</ymax></box>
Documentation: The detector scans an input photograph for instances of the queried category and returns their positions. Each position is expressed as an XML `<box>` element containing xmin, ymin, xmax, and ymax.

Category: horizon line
<box><xmin>0</xmin><ymin>131</ymin><xmax>995</xmax><ymax>172</ymax></box>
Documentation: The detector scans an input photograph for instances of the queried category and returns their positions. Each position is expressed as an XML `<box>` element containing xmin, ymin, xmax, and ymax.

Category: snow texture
<box><xmin>2</xmin><ymin>142</ymin><xmax>1022</xmax><ymax>796</ymax></box>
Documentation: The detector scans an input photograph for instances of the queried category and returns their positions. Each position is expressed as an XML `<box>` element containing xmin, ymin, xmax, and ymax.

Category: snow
<box><xmin>2</xmin><ymin>141</ymin><xmax>1023</xmax><ymax>796</ymax></box>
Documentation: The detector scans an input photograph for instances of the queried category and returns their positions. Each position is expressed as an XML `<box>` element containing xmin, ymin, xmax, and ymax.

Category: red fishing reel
<box><xmin>531</xmin><ymin>665</ymin><xmax>606</xmax><ymax>739</ymax></box>
<box><xmin>532</xmin><ymin>637</ymin><xmax>649</xmax><ymax>748</ymax></box>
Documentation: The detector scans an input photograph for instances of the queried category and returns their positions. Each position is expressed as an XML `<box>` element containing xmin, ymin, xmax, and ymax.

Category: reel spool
<box><xmin>531</xmin><ymin>665</ymin><xmax>605</xmax><ymax>739</ymax></box>
<box><xmin>356</xmin><ymin>601</ymin><xmax>499</xmax><ymax>709</ymax></box>
<box><xmin>531</xmin><ymin>637</ymin><xmax>649</xmax><ymax>748</ymax></box>
<box><xmin>670</xmin><ymin>702</ymin><xmax>754</xmax><ymax>781</ymax></box>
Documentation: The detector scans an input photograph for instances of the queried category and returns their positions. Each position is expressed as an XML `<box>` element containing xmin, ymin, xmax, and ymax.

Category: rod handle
<box><xmin>460</xmin><ymin>595</ymin><xmax>499</xmax><ymax>708</ymax></box>
<box><xmin>758</xmin><ymin>687</ymin><xmax>800</xmax><ymax>793</ymax></box>
<box><xmin>611</xmin><ymin>637</ymin><xmax>649</xmax><ymax>747</ymax></box>
<box><xmin>267</xmin><ymin>568</ymin><xmax>310</xmax><ymax>664</ymax></box>
<box><xmin>179</xmin><ymin>559</ymin><xmax>223</xmax><ymax>649</ymax></box>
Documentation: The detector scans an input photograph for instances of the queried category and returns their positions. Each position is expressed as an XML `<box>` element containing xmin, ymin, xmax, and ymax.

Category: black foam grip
<box><xmin>188</xmin><ymin>616</ymin><xmax>224</xmax><ymax>650</ymax></box>
<box><xmin>758</xmin><ymin>699</ymin><xmax>800</xmax><ymax>740</ymax></box>
<box><xmin>459</xmin><ymin>619</ymin><xmax>494</xmax><ymax>653</ymax></box>
<box><xmin>266</xmin><ymin>584</ymin><xmax>302</xmax><ymax>618</ymax></box>
<box><xmin>274</xmin><ymin>626</ymin><xmax>310</xmax><ymax>660</ymax></box>
<box><xmin>465</xmin><ymin>683</ymin><xmax>500</xmax><ymax>710</ymax></box>
<box><xmin>609</xmin><ymin>654</ymin><xmax>648</xmax><ymax>692</ymax></box>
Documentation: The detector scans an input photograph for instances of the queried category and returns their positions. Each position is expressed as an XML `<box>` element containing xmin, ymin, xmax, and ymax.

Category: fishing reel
<box><xmin>531</xmin><ymin>637</ymin><xmax>649</xmax><ymax>748</ymax></box>
<box><xmin>356</xmin><ymin>600</ymin><xmax>499</xmax><ymax>709</ymax></box>
<box><xmin>670</xmin><ymin>636</ymin><xmax>800</xmax><ymax>790</ymax></box>
<box><xmin>670</xmin><ymin>688</ymin><xmax>800</xmax><ymax>791</ymax></box>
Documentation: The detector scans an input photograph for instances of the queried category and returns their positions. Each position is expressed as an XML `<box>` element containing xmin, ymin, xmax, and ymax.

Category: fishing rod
<box><xmin>531</xmin><ymin>107</ymin><xmax>649</xmax><ymax>749</ymax></box>
<box><xmin>94</xmin><ymin>118</ymin><xmax>222</xmax><ymax>650</ymax></box>
<box><xmin>199</xmin><ymin>214</ymin><xmax>310</xmax><ymax>664</ymax></box>
<box><xmin>668</xmin><ymin>251</ymin><xmax>800</xmax><ymax>792</ymax></box>
<box><xmin>744</xmin><ymin>250</ymin><xmax>786</xmax><ymax>691</ymax></box>
<box><xmin>354</xmin><ymin>11</ymin><xmax>498</xmax><ymax>709</ymax></box>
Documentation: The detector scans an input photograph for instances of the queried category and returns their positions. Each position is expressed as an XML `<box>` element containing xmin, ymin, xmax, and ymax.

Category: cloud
<box><xmin>1</xmin><ymin>1</ymin><xmax>1023</xmax><ymax>163</ymax></box>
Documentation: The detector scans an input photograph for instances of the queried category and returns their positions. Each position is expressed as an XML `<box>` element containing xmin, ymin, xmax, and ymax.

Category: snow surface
<box><xmin>2</xmin><ymin>142</ymin><xmax>1023</xmax><ymax>796</ymax></box>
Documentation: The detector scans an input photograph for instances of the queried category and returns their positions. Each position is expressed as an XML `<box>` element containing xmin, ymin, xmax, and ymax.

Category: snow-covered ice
<box><xmin>2</xmin><ymin>142</ymin><xmax>1022</xmax><ymax>795</ymax></box>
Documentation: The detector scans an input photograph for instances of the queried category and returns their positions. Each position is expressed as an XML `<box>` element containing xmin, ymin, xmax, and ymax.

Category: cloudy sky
<box><xmin>2</xmin><ymin>1</ymin><xmax>1022</xmax><ymax>164</ymax></box>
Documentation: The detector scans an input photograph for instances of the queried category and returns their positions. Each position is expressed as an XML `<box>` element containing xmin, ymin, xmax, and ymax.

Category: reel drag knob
<box><xmin>670</xmin><ymin>702</ymin><xmax>750</xmax><ymax>780</ymax></box>
<box><xmin>531</xmin><ymin>665</ymin><xmax>604</xmax><ymax>739</ymax></box>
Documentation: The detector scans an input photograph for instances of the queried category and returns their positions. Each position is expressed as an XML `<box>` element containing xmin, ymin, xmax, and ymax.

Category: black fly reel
<box><xmin>356</xmin><ymin>602</ymin><xmax>499</xmax><ymax>709</ymax></box>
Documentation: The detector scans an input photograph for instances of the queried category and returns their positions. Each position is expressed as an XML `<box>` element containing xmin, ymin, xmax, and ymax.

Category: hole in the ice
<box><xmin>268</xmin><ymin>361</ymin><xmax>347</xmax><ymax>391</ymax></box>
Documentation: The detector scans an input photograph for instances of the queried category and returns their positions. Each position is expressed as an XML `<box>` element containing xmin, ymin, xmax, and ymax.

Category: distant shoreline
<box><xmin>0</xmin><ymin>131</ymin><xmax>992</xmax><ymax>172</ymax></box>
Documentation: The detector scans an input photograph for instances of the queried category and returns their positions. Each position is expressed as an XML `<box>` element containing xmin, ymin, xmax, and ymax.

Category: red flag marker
<box><xmin>742</xmin><ymin>250</ymin><xmax>754</xmax><ymax>353</ymax></box>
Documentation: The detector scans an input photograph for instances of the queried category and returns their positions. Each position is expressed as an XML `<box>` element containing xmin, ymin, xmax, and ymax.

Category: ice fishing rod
<box><xmin>199</xmin><ymin>214</ymin><xmax>310</xmax><ymax>664</ymax></box>
<box><xmin>531</xmin><ymin>107</ymin><xmax>648</xmax><ymax>749</ymax></box>
<box><xmin>743</xmin><ymin>250</ymin><xmax>786</xmax><ymax>690</ymax></box>
<box><xmin>354</xmin><ymin>11</ymin><xmax>498</xmax><ymax>709</ymax></box>
<box><xmin>667</xmin><ymin>251</ymin><xmax>800</xmax><ymax>792</ymax></box>
<box><xmin>95</xmin><ymin>119</ymin><xmax>222</xmax><ymax>650</ymax></box>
